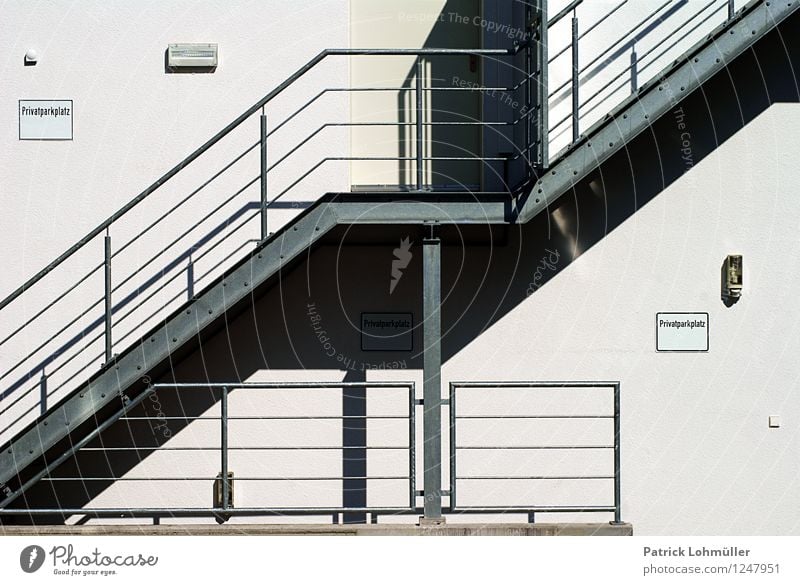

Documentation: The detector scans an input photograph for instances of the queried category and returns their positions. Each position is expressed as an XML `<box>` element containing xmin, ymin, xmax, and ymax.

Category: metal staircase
<box><xmin>1</xmin><ymin>0</ymin><xmax>797</xmax><ymax>520</ymax></box>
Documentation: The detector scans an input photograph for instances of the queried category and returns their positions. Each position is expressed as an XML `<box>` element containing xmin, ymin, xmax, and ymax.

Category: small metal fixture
<box><xmin>721</xmin><ymin>254</ymin><xmax>743</xmax><ymax>305</ymax></box>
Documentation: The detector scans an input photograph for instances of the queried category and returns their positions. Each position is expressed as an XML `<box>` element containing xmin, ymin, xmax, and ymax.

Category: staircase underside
<box><xmin>1</xmin><ymin>0</ymin><xmax>798</xmax><ymax>508</ymax></box>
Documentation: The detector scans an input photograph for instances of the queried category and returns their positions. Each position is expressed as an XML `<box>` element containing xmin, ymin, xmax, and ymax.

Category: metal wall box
<box><xmin>167</xmin><ymin>43</ymin><xmax>218</xmax><ymax>68</ymax></box>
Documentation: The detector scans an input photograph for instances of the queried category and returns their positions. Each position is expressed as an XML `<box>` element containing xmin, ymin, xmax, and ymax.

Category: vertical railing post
<box><xmin>422</xmin><ymin>226</ymin><xmax>442</xmax><ymax>520</ymax></box>
<box><xmin>39</xmin><ymin>370</ymin><xmax>47</xmax><ymax>415</ymax></box>
<box><xmin>186</xmin><ymin>256</ymin><xmax>194</xmax><ymax>301</ymax></box>
<box><xmin>220</xmin><ymin>386</ymin><xmax>229</xmax><ymax>511</ymax></box>
<box><xmin>537</xmin><ymin>0</ymin><xmax>549</xmax><ymax>169</ymax></box>
<box><xmin>260</xmin><ymin>113</ymin><xmax>268</xmax><ymax>240</ymax></box>
<box><xmin>728</xmin><ymin>0</ymin><xmax>735</xmax><ymax>20</ymax></box>
<box><xmin>572</xmin><ymin>15</ymin><xmax>580</xmax><ymax>143</ymax></box>
<box><xmin>525</xmin><ymin>3</ymin><xmax>533</xmax><ymax>176</ymax></box>
<box><xmin>613</xmin><ymin>382</ymin><xmax>622</xmax><ymax>524</ymax></box>
<box><xmin>449</xmin><ymin>382</ymin><xmax>456</xmax><ymax>511</ymax></box>
<box><xmin>409</xmin><ymin>383</ymin><xmax>416</xmax><ymax>511</ymax></box>
<box><xmin>416</xmin><ymin>57</ymin><xmax>424</xmax><ymax>191</ymax></box>
<box><xmin>104</xmin><ymin>231</ymin><xmax>112</xmax><ymax>362</ymax></box>
<box><xmin>630</xmin><ymin>45</ymin><xmax>638</xmax><ymax>94</ymax></box>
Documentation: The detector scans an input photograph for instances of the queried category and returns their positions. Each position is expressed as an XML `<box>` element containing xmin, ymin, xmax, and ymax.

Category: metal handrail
<box><xmin>0</xmin><ymin>0</ymin><xmax>748</xmax><ymax>454</ymax></box>
<box><xmin>0</xmin><ymin>43</ymin><xmax>540</xmax><ymax>445</ymax></box>
<box><xmin>1</xmin><ymin>381</ymin><xmax>417</xmax><ymax>521</ymax></box>
<box><xmin>0</xmin><ymin>47</ymin><xmax>514</xmax><ymax>314</ymax></box>
<box><xmin>547</xmin><ymin>0</ymin><xmax>725</xmax><ymax>137</ymax></box>
<box><xmin>449</xmin><ymin>381</ymin><xmax>622</xmax><ymax>524</ymax></box>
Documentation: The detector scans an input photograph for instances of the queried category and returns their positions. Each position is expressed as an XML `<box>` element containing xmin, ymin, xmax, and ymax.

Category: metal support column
<box><xmin>104</xmin><ymin>232</ymin><xmax>112</xmax><ymax>362</ymax></box>
<box><xmin>728</xmin><ymin>0</ymin><xmax>735</xmax><ymax>20</ymax></box>
<box><xmin>612</xmin><ymin>382</ymin><xmax>622</xmax><ymax>524</ymax></box>
<box><xmin>572</xmin><ymin>15</ymin><xmax>580</xmax><ymax>143</ymax></box>
<box><xmin>260</xmin><ymin>114</ymin><xmax>268</xmax><ymax>240</ymax></box>
<box><xmin>630</xmin><ymin>46</ymin><xmax>638</xmax><ymax>93</ymax></box>
<box><xmin>342</xmin><ymin>370</ymin><xmax>367</xmax><ymax>524</ymax></box>
<box><xmin>422</xmin><ymin>226</ymin><xmax>442</xmax><ymax>519</ymax></box>
<box><xmin>416</xmin><ymin>57</ymin><xmax>425</xmax><ymax>191</ymax></box>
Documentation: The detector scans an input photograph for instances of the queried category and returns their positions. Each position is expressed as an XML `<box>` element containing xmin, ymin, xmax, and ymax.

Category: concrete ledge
<box><xmin>0</xmin><ymin>523</ymin><xmax>632</xmax><ymax>536</ymax></box>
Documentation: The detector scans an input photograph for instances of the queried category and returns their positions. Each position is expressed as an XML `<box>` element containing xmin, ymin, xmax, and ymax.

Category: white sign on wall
<box><xmin>19</xmin><ymin>100</ymin><xmax>73</xmax><ymax>140</ymax></box>
<box><xmin>656</xmin><ymin>312</ymin><xmax>709</xmax><ymax>352</ymax></box>
<box><xmin>361</xmin><ymin>313</ymin><xmax>413</xmax><ymax>351</ymax></box>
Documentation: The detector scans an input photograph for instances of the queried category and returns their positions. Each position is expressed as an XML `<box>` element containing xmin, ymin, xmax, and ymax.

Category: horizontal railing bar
<box><xmin>454</xmin><ymin>415</ymin><xmax>613</xmax><ymax>419</ymax></box>
<box><xmin>42</xmin><ymin>476</ymin><xmax>410</xmax><ymax>481</ymax></box>
<box><xmin>452</xmin><ymin>381</ymin><xmax>619</xmax><ymax>388</ymax></box>
<box><xmin>456</xmin><ymin>476</ymin><xmax>614</xmax><ymax>480</ymax></box>
<box><xmin>328</xmin><ymin>122</ymin><xmax>511</xmax><ymax>126</ymax></box>
<box><xmin>0</xmin><ymin>507</ymin><xmax>418</xmax><ymax>517</ymax></box>
<box><xmin>77</xmin><ymin>447</ymin><xmax>408</xmax><ymax>454</ymax></box>
<box><xmin>322</xmin><ymin>156</ymin><xmax>507</xmax><ymax>161</ymax></box>
<box><xmin>119</xmin><ymin>415</ymin><xmax>409</xmax><ymax>421</ymax></box>
<box><xmin>456</xmin><ymin>445</ymin><xmax>613</xmax><ymax>450</ymax></box>
<box><xmin>328</xmin><ymin>86</ymin><xmax>514</xmax><ymax>92</ymax></box>
<box><xmin>0</xmin><ymin>506</ymin><xmax>619</xmax><ymax>517</ymax></box>
<box><xmin>152</xmin><ymin>382</ymin><xmax>413</xmax><ymax>389</ymax></box>
<box><xmin>451</xmin><ymin>506</ymin><xmax>616</xmax><ymax>512</ymax></box>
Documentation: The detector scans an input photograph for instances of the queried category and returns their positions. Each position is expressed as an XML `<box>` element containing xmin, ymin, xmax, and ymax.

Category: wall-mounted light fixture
<box><xmin>167</xmin><ymin>43</ymin><xmax>218</xmax><ymax>72</ymax></box>
<box><xmin>24</xmin><ymin>49</ymin><xmax>38</xmax><ymax>66</ymax></box>
<box><xmin>721</xmin><ymin>254</ymin><xmax>743</xmax><ymax>306</ymax></box>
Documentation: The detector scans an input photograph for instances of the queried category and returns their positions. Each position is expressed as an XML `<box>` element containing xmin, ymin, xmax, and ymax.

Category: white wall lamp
<box><xmin>24</xmin><ymin>49</ymin><xmax>38</xmax><ymax>66</ymax></box>
<box><xmin>166</xmin><ymin>43</ymin><xmax>218</xmax><ymax>72</ymax></box>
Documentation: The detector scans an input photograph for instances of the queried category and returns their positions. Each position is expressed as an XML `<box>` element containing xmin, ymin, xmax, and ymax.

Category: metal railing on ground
<box><xmin>449</xmin><ymin>381</ymin><xmax>621</xmax><ymax>524</ymax></box>
<box><xmin>0</xmin><ymin>381</ymin><xmax>416</xmax><ymax>523</ymax></box>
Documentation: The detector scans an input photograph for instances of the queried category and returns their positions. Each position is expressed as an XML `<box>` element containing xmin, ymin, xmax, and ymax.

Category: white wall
<box><xmin>2</xmin><ymin>2</ymin><xmax>798</xmax><ymax>535</ymax></box>
<box><xmin>0</xmin><ymin>1</ymin><xmax>350</xmax><ymax>444</ymax></box>
<box><xmin>446</xmin><ymin>103</ymin><xmax>800</xmax><ymax>534</ymax></box>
